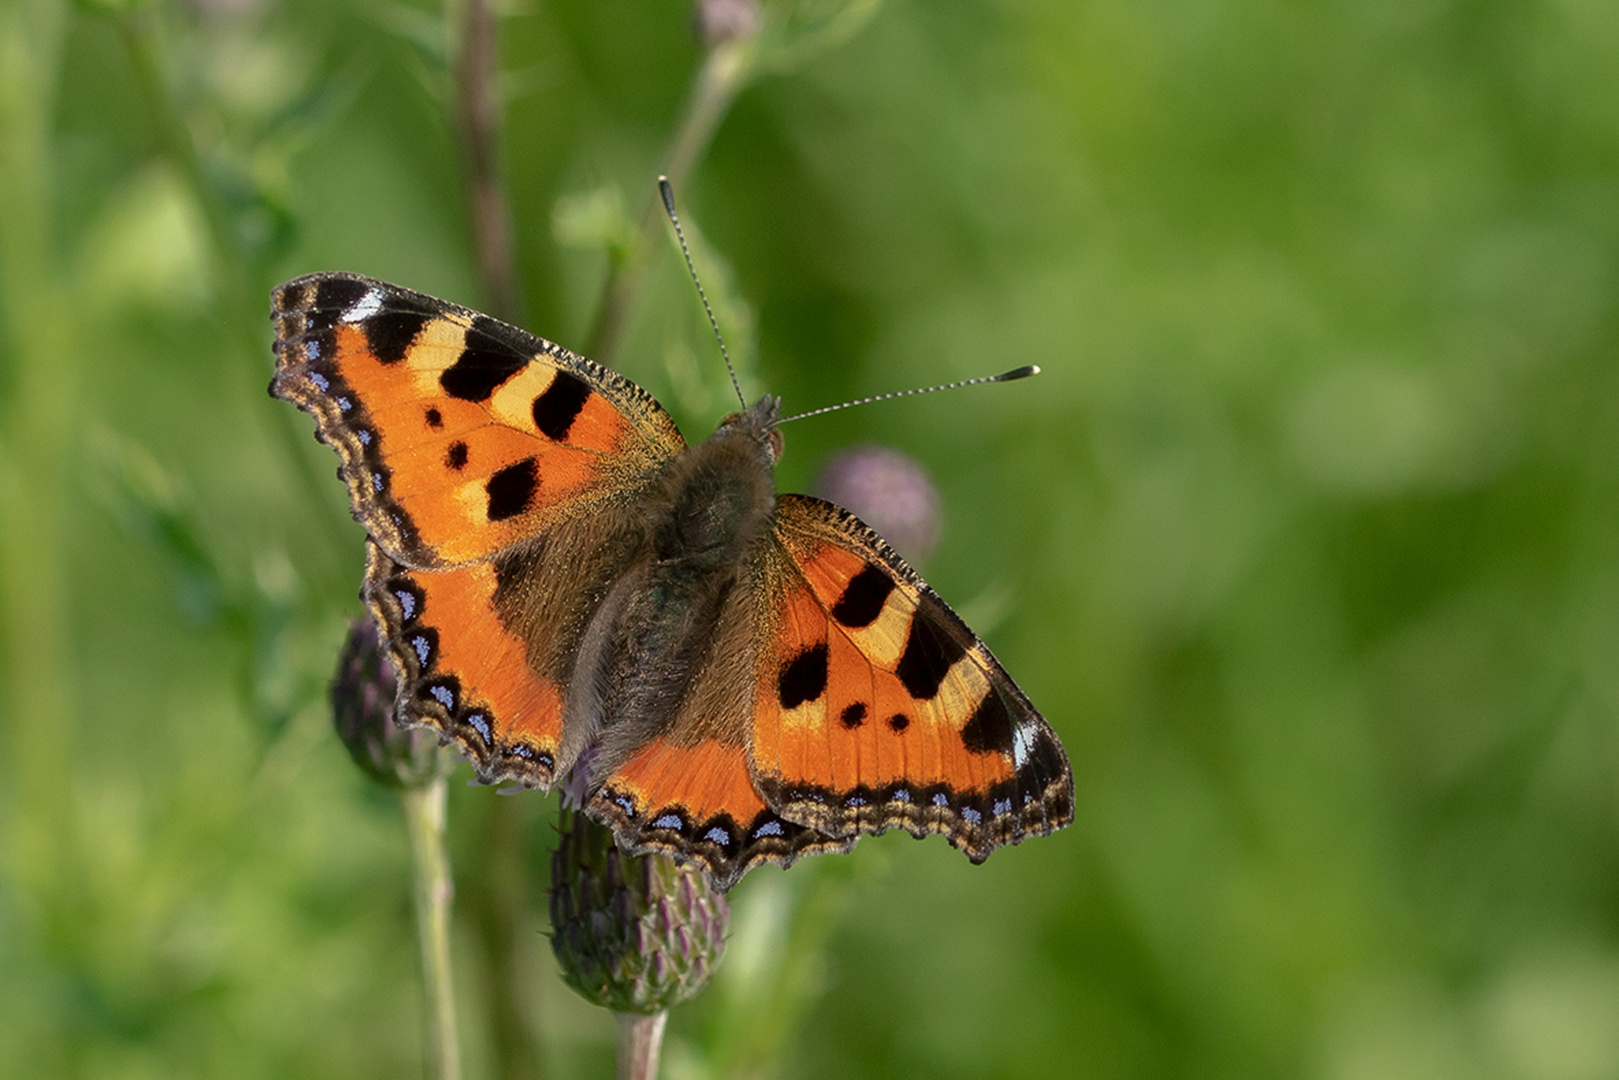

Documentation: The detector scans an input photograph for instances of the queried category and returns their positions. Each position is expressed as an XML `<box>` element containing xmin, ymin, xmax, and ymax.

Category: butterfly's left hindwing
<box><xmin>365</xmin><ymin>541</ymin><xmax>565</xmax><ymax>786</ymax></box>
<box><xmin>750</xmin><ymin>495</ymin><xmax>1074</xmax><ymax>862</ymax></box>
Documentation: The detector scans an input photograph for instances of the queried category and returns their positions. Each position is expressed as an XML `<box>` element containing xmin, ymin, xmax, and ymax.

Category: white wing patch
<box><xmin>340</xmin><ymin>288</ymin><xmax>385</xmax><ymax>324</ymax></box>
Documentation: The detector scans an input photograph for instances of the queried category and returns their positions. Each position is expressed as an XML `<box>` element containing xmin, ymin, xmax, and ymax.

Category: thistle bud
<box><xmin>549</xmin><ymin>808</ymin><xmax>730</xmax><ymax>1014</ymax></box>
<box><xmin>814</xmin><ymin>443</ymin><xmax>942</xmax><ymax>563</ymax></box>
<box><xmin>330</xmin><ymin>618</ymin><xmax>450</xmax><ymax>789</ymax></box>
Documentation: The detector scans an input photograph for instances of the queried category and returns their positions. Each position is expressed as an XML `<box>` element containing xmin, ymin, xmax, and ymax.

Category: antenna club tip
<box><xmin>658</xmin><ymin>177</ymin><xmax>677</xmax><ymax>216</ymax></box>
<box><xmin>1000</xmin><ymin>364</ymin><xmax>1040</xmax><ymax>381</ymax></box>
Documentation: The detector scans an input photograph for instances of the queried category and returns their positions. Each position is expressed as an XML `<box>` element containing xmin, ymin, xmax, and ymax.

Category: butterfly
<box><xmin>271</xmin><ymin>272</ymin><xmax>1073</xmax><ymax>890</ymax></box>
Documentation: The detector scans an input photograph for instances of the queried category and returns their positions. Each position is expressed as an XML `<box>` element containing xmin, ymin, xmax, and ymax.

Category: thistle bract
<box><xmin>549</xmin><ymin>808</ymin><xmax>730</xmax><ymax>1014</ymax></box>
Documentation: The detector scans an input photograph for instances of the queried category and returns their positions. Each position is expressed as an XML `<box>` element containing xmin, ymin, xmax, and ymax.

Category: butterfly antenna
<box><xmin>777</xmin><ymin>365</ymin><xmax>1041</xmax><ymax>425</ymax></box>
<box><xmin>659</xmin><ymin>176</ymin><xmax>746</xmax><ymax>409</ymax></box>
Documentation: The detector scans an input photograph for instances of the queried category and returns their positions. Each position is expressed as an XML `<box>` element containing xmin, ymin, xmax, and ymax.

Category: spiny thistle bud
<box><xmin>549</xmin><ymin>808</ymin><xmax>730</xmax><ymax>1015</ymax></box>
<box><xmin>815</xmin><ymin>443</ymin><xmax>942</xmax><ymax>563</ymax></box>
<box><xmin>330</xmin><ymin>618</ymin><xmax>451</xmax><ymax>790</ymax></box>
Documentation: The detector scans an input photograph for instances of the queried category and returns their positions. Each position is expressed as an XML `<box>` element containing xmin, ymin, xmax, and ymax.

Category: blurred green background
<box><xmin>4</xmin><ymin>0</ymin><xmax>1618</xmax><ymax>1077</ymax></box>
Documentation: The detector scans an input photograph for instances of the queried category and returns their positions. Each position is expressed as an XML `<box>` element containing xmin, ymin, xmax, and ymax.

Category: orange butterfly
<box><xmin>271</xmin><ymin>272</ymin><xmax>1072</xmax><ymax>889</ymax></box>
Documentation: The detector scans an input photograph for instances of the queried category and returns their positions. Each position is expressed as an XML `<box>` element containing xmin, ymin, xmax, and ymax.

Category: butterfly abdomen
<box><xmin>564</xmin><ymin>413</ymin><xmax>780</xmax><ymax>787</ymax></box>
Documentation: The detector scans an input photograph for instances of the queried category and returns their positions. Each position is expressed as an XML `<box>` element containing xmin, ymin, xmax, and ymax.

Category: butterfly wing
<box><xmin>583</xmin><ymin>568</ymin><xmax>854</xmax><ymax>890</ymax></box>
<box><xmin>365</xmin><ymin>541</ymin><xmax>567</xmax><ymax>785</ymax></box>
<box><xmin>271</xmin><ymin>273</ymin><xmax>685</xmax><ymax>569</ymax></box>
<box><xmin>275</xmin><ymin>273</ymin><xmax>684</xmax><ymax>785</ymax></box>
<box><xmin>587</xmin><ymin>737</ymin><xmax>856</xmax><ymax>891</ymax></box>
<box><xmin>750</xmin><ymin>495</ymin><xmax>1074</xmax><ymax>862</ymax></box>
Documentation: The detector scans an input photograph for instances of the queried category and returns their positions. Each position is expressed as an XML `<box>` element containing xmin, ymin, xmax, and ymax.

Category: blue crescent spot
<box><xmin>394</xmin><ymin>589</ymin><xmax>417</xmax><ymax>620</ymax></box>
<box><xmin>961</xmin><ymin>807</ymin><xmax>983</xmax><ymax>825</ymax></box>
<box><xmin>411</xmin><ymin>635</ymin><xmax>430</xmax><ymax>665</ymax></box>
<box><xmin>932</xmin><ymin>793</ymin><xmax>949</xmax><ymax>808</ymax></box>
<box><xmin>371</xmin><ymin>474</ymin><xmax>384</xmax><ymax>493</ymax></box>
<box><xmin>892</xmin><ymin>788</ymin><xmax>911</xmax><ymax>803</ymax></box>
<box><xmin>337</xmin><ymin>396</ymin><xmax>353</xmax><ymax>412</ymax></box>
<box><xmin>754</xmin><ymin>819</ymin><xmax>784</xmax><ymax>838</ymax></box>
<box><xmin>466</xmin><ymin>712</ymin><xmax>491</xmax><ymax>742</ymax></box>
<box><xmin>993</xmin><ymin>798</ymin><xmax>1012</xmax><ymax>815</ymax></box>
<box><xmin>845</xmin><ymin>794</ymin><xmax>867</xmax><ymax>808</ymax></box>
<box><xmin>357</xmin><ymin>429</ymin><xmax>372</xmax><ymax>446</ymax></box>
<box><xmin>429</xmin><ymin>685</ymin><xmax>454</xmax><ymax>709</ymax></box>
<box><xmin>653</xmin><ymin>814</ymin><xmax>684</xmax><ymax>831</ymax></box>
<box><xmin>305</xmin><ymin>340</ymin><xmax>323</xmax><ymax>361</ymax></box>
<box><xmin>309</xmin><ymin>371</ymin><xmax>329</xmax><ymax>390</ymax></box>
<box><xmin>704</xmin><ymin>826</ymin><xmax>731</xmax><ymax>846</ymax></box>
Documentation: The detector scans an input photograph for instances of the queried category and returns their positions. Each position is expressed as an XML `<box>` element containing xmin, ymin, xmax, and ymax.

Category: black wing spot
<box><xmin>840</xmin><ymin>702</ymin><xmax>867</xmax><ymax>729</ymax></box>
<box><xmin>445</xmin><ymin>441</ymin><xmax>469</xmax><ymax>471</ymax></box>
<box><xmin>532</xmin><ymin>370</ymin><xmax>591</xmax><ymax>440</ymax></box>
<box><xmin>440</xmin><ymin>340</ymin><xmax>526</xmax><ymax>401</ymax></box>
<box><xmin>831</xmin><ymin>565</ymin><xmax>895</xmax><ymax>628</ymax></box>
<box><xmin>960</xmin><ymin>690</ymin><xmax>1013</xmax><ymax>755</ymax></box>
<box><xmin>778</xmin><ymin>643</ymin><xmax>829</xmax><ymax>709</ymax></box>
<box><xmin>365</xmin><ymin>309</ymin><xmax>432</xmax><ymax>365</ymax></box>
<box><xmin>425</xmin><ymin>407</ymin><xmax>443</xmax><ymax>429</ymax></box>
<box><xmin>888</xmin><ymin>713</ymin><xmax>910</xmax><ymax>733</ymax></box>
<box><xmin>485</xmin><ymin>457</ymin><xmax>539</xmax><ymax>521</ymax></box>
<box><xmin>895</xmin><ymin>612</ymin><xmax>968</xmax><ymax>699</ymax></box>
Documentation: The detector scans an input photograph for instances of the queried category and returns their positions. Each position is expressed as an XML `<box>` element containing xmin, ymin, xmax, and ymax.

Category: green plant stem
<box><xmin>586</xmin><ymin>35</ymin><xmax>758</xmax><ymax>367</ymax></box>
<box><xmin>614</xmin><ymin>1011</ymin><xmax>669</xmax><ymax>1080</ymax></box>
<box><xmin>0</xmin><ymin>0</ymin><xmax>73</xmax><ymax>901</ymax></box>
<box><xmin>455</xmin><ymin>0</ymin><xmax>522</xmax><ymax>323</ymax></box>
<box><xmin>403</xmin><ymin>780</ymin><xmax>463</xmax><ymax>1080</ymax></box>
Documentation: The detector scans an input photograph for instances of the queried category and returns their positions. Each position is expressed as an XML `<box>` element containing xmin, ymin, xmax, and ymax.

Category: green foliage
<box><xmin>3</xmin><ymin>0</ymin><xmax>1618</xmax><ymax>1077</ymax></box>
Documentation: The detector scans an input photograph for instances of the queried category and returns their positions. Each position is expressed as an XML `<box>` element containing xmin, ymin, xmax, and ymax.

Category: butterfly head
<box><xmin>714</xmin><ymin>395</ymin><xmax>785</xmax><ymax>466</ymax></box>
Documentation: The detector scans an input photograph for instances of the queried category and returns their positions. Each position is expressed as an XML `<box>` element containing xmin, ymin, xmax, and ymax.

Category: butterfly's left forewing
<box><xmin>750</xmin><ymin>495</ymin><xmax>1074</xmax><ymax>862</ymax></box>
<box><xmin>271</xmin><ymin>273</ymin><xmax>685</xmax><ymax>569</ymax></box>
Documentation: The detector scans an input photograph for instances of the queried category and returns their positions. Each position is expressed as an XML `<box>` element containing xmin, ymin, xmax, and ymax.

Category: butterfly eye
<box><xmin>767</xmin><ymin>428</ymin><xmax>784</xmax><ymax>463</ymax></box>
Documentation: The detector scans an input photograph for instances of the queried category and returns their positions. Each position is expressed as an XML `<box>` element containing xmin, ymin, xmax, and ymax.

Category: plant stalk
<box><xmin>586</xmin><ymin>36</ymin><xmax>757</xmax><ymax>367</ymax></box>
<box><xmin>455</xmin><ymin>0</ymin><xmax>522</xmax><ymax>323</ymax></box>
<box><xmin>403</xmin><ymin>779</ymin><xmax>463</xmax><ymax>1080</ymax></box>
<box><xmin>0</xmin><ymin>0</ymin><xmax>73</xmax><ymax>898</ymax></box>
<box><xmin>614</xmin><ymin>1011</ymin><xmax>669</xmax><ymax>1080</ymax></box>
